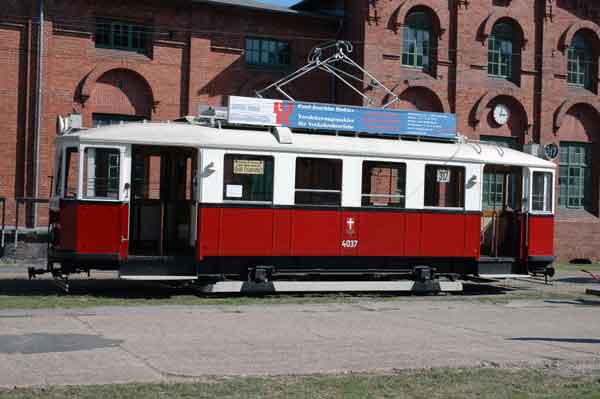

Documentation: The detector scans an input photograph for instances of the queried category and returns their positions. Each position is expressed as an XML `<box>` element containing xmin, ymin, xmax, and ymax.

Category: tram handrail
<box><xmin>0</xmin><ymin>198</ymin><xmax>5</xmax><ymax>255</ymax></box>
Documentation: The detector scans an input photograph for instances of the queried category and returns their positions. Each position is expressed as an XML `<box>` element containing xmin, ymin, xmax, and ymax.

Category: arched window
<box><xmin>568</xmin><ymin>32</ymin><xmax>595</xmax><ymax>89</ymax></box>
<box><xmin>488</xmin><ymin>23</ymin><xmax>514</xmax><ymax>79</ymax></box>
<box><xmin>402</xmin><ymin>10</ymin><xmax>432</xmax><ymax>72</ymax></box>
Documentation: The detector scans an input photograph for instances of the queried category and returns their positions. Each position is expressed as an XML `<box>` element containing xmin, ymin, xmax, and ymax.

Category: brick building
<box><xmin>1</xmin><ymin>0</ymin><xmax>600</xmax><ymax>261</ymax></box>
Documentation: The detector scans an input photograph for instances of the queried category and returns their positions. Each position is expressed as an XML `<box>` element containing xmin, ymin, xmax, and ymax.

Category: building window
<box><xmin>559</xmin><ymin>143</ymin><xmax>592</xmax><ymax>210</ymax></box>
<box><xmin>402</xmin><ymin>10</ymin><xmax>432</xmax><ymax>72</ymax></box>
<box><xmin>245</xmin><ymin>38</ymin><xmax>290</xmax><ymax>67</ymax></box>
<box><xmin>92</xmin><ymin>114</ymin><xmax>146</xmax><ymax>128</ymax></box>
<box><xmin>295</xmin><ymin>158</ymin><xmax>342</xmax><ymax>206</ymax></box>
<box><xmin>223</xmin><ymin>154</ymin><xmax>274</xmax><ymax>202</ymax></box>
<box><xmin>424</xmin><ymin>165</ymin><xmax>465</xmax><ymax>208</ymax></box>
<box><xmin>83</xmin><ymin>148</ymin><xmax>121</xmax><ymax>200</ymax></box>
<box><xmin>488</xmin><ymin>23</ymin><xmax>514</xmax><ymax>79</ymax></box>
<box><xmin>362</xmin><ymin>162</ymin><xmax>406</xmax><ymax>208</ymax></box>
<box><xmin>568</xmin><ymin>32</ymin><xmax>595</xmax><ymax>90</ymax></box>
<box><xmin>96</xmin><ymin>20</ymin><xmax>149</xmax><ymax>54</ymax></box>
<box><xmin>532</xmin><ymin>172</ymin><xmax>553</xmax><ymax>213</ymax></box>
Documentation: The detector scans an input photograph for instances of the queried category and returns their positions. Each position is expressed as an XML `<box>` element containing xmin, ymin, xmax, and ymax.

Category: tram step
<box><xmin>120</xmin><ymin>256</ymin><xmax>196</xmax><ymax>280</ymax></box>
<box><xmin>478</xmin><ymin>257</ymin><xmax>519</xmax><ymax>275</ymax></box>
<box><xmin>196</xmin><ymin>280</ymin><xmax>463</xmax><ymax>294</ymax></box>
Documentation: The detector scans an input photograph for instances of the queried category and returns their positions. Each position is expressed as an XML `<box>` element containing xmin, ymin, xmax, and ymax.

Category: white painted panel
<box><xmin>405</xmin><ymin>160</ymin><xmax>425</xmax><ymax>209</ymax></box>
<box><xmin>274</xmin><ymin>152</ymin><xmax>295</xmax><ymax>206</ymax></box>
<box><xmin>464</xmin><ymin>163</ymin><xmax>482</xmax><ymax>212</ymax></box>
<box><xmin>342</xmin><ymin>157</ymin><xmax>362</xmax><ymax>207</ymax></box>
<box><xmin>200</xmin><ymin>148</ymin><xmax>224</xmax><ymax>204</ymax></box>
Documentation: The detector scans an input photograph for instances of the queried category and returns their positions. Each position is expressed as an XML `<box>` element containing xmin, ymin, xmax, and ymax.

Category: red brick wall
<box><xmin>5</xmin><ymin>0</ymin><xmax>600</xmax><ymax>261</ymax></box>
<box><xmin>0</xmin><ymin>0</ymin><xmax>336</xmax><ymax>230</ymax></box>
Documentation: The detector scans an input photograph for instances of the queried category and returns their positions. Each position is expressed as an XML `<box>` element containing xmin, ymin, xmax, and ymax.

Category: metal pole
<box><xmin>33</xmin><ymin>0</ymin><xmax>44</xmax><ymax>228</ymax></box>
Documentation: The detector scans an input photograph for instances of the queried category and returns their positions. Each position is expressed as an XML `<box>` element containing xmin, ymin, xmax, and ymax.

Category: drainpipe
<box><xmin>33</xmin><ymin>0</ymin><xmax>44</xmax><ymax>227</ymax></box>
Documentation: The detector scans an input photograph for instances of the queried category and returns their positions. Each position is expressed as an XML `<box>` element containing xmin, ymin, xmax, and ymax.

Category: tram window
<box><xmin>295</xmin><ymin>157</ymin><xmax>342</xmax><ymax>206</ymax></box>
<box><xmin>532</xmin><ymin>172</ymin><xmax>553</xmax><ymax>213</ymax></box>
<box><xmin>362</xmin><ymin>162</ymin><xmax>406</xmax><ymax>208</ymax></box>
<box><xmin>63</xmin><ymin>148</ymin><xmax>79</xmax><ymax>198</ymax></box>
<box><xmin>83</xmin><ymin>148</ymin><xmax>120</xmax><ymax>200</ymax></box>
<box><xmin>424</xmin><ymin>165</ymin><xmax>465</xmax><ymax>208</ymax></box>
<box><xmin>223</xmin><ymin>154</ymin><xmax>274</xmax><ymax>202</ymax></box>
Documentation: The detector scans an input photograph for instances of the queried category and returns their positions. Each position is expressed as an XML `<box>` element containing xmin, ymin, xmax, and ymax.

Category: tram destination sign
<box><xmin>227</xmin><ymin>96</ymin><xmax>457</xmax><ymax>139</ymax></box>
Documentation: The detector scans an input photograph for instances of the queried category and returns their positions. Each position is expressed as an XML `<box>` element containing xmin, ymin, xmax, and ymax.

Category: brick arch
<box><xmin>554</xmin><ymin>99</ymin><xmax>600</xmax><ymax>132</ymax></box>
<box><xmin>387</xmin><ymin>85</ymin><xmax>449</xmax><ymax>113</ymax></box>
<box><xmin>561</xmin><ymin>21</ymin><xmax>600</xmax><ymax>52</ymax></box>
<box><xmin>480</xmin><ymin>11</ymin><xmax>526</xmax><ymax>45</ymax></box>
<box><xmin>390</xmin><ymin>0</ymin><xmax>446</xmax><ymax>35</ymax></box>
<box><xmin>472</xmin><ymin>91</ymin><xmax>529</xmax><ymax>128</ymax></box>
<box><xmin>82</xmin><ymin>68</ymin><xmax>156</xmax><ymax>121</ymax></box>
<box><xmin>79</xmin><ymin>65</ymin><xmax>156</xmax><ymax>107</ymax></box>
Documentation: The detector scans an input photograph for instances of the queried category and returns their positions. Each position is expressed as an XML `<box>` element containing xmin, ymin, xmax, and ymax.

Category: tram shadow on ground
<box><xmin>0</xmin><ymin>275</ymin><xmax>524</xmax><ymax>304</ymax></box>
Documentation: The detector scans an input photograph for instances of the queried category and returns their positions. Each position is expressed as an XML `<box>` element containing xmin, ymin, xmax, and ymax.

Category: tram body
<box><xmin>47</xmin><ymin>121</ymin><xmax>556</xmax><ymax>284</ymax></box>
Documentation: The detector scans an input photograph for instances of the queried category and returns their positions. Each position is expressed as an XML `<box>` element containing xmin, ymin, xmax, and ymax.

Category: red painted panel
<box><xmin>273</xmin><ymin>209</ymin><xmax>292</xmax><ymax>256</ymax></box>
<box><xmin>58</xmin><ymin>201</ymin><xmax>79</xmax><ymax>251</ymax></box>
<box><xmin>403</xmin><ymin>213</ymin><xmax>423</xmax><ymax>257</ymax></box>
<box><xmin>421</xmin><ymin>213</ymin><xmax>466</xmax><ymax>257</ymax></box>
<box><xmin>465</xmin><ymin>214</ymin><xmax>481</xmax><ymax>259</ymax></box>
<box><xmin>291</xmin><ymin>210</ymin><xmax>341</xmax><ymax>256</ymax></box>
<box><xmin>357</xmin><ymin>212</ymin><xmax>406</xmax><ymax>257</ymax></box>
<box><xmin>219</xmin><ymin>208</ymin><xmax>274</xmax><ymax>256</ymax></box>
<box><xmin>528</xmin><ymin>216</ymin><xmax>554</xmax><ymax>257</ymax></box>
<box><xmin>195</xmin><ymin>206</ymin><xmax>482</xmax><ymax>260</ymax></box>
<box><xmin>340</xmin><ymin>211</ymin><xmax>360</xmax><ymax>256</ymax></box>
<box><xmin>76</xmin><ymin>203</ymin><xmax>125</xmax><ymax>254</ymax></box>
<box><xmin>198</xmin><ymin>207</ymin><xmax>221</xmax><ymax>258</ymax></box>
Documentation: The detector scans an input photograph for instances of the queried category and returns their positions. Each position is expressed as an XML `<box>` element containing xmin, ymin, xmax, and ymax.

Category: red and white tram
<box><xmin>44</xmin><ymin>110</ymin><xmax>556</xmax><ymax>293</ymax></box>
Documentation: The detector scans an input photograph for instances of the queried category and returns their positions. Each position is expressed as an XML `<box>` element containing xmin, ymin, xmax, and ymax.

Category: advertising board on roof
<box><xmin>227</xmin><ymin>96</ymin><xmax>457</xmax><ymax>139</ymax></box>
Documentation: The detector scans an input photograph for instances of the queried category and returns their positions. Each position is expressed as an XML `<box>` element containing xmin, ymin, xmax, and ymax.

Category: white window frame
<box><xmin>222</xmin><ymin>152</ymin><xmax>276</xmax><ymax>205</ymax></box>
<box><xmin>423</xmin><ymin>163</ymin><xmax>468</xmax><ymax>211</ymax></box>
<box><xmin>78</xmin><ymin>143</ymin><xmax>128</xmax><ymax>202</ymax></box>
<box><xmin>294</xmin><ymin>155</ymin><xmax>344</xmax><ymax>207</ymax></box>
<box><xmin>529</xmin><ymin>168</ymin><xmax>555</xmax><ymax>215</ymax></box>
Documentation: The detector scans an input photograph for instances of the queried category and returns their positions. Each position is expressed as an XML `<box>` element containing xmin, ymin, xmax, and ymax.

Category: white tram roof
<box><xmin>60</xmin><ymin>122</ymin><xmax>556</xmax><ymax>169</ymax></box>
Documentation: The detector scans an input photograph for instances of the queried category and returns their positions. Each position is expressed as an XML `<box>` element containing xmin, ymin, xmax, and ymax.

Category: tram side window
<box><xmin>362</xmin><ymin>162</ymin><xmax>406</xmax><ymax>208</ymax></box>
<box><xmin>83</xmin><ymin>148</ymin><xmax>121</xmax><ymax>199</ymax></box>
<box><xmin>63</xmin><ymin>148</ymin><xmax>79</xmax><ymax>198</ymax></box>
<box><xmin>295</xmin><ymin>157</ymin><xmax>342</xmax><ymax>206</ymax></box>
<box><xmin>532</xmin><ymin>172</ymin><xmax>553</xmax><ymax>213</ymax></box>
<box><xmin>223</xmin><ymin>154</ymin><xmax>274</xmax><ymax>202</ymax></box>
<box><xmin>424</xmin><ymin>165</ymin><xmax>465</xmax><ymax>208</ymax></box>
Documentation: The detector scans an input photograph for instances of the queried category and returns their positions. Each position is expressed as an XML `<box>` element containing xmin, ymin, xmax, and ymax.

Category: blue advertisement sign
<box><xmin>228</xmin><ymin>96</ymin><xmax>457</xmax><ymax>139</ymax></box>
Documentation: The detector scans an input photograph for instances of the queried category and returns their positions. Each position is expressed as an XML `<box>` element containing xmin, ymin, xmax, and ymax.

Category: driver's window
<box><xmin>532</xmin><ymin>171</ymin><xmax>553</xmax><ymax>213</ymax></box>
<box><xmin>83</xmin><ymin>148</ymin><xmax>121</xmax><ymax>200</ymax></box>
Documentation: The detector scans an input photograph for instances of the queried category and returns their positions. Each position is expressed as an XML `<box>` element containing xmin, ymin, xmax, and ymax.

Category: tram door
<box><xmin>129</xmin><ymin>146</ymin><xmax>197</xmax><ymax>256</ymax></box>
<box><xmin>481</xmin><ymin>165</ymin><xmax>522</xmax><ymax>258</ymax></box>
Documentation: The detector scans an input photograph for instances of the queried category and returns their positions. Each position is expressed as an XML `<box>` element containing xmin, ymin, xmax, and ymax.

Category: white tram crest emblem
<box><xmin>345</xmin><ymin>217</ymin><xmax>356</xmax><ymax>236</ymax></box>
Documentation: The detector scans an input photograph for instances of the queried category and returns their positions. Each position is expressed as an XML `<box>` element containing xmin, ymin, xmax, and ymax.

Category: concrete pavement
<box><xmin>0</xmin><ymin>297</ymin><xmax>599</xmax><ymax>387</ymax></box>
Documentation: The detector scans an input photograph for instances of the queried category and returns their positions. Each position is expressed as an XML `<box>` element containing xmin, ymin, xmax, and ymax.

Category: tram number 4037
<box><xmin>341</xmin><ymin>240</ymin><xmax>359</xmax><ymax>248</ymax></box>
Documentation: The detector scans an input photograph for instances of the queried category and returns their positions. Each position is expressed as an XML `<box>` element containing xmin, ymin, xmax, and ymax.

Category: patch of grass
<box><xmin>555</xmin><ymin>262</ymin><xmax>600</xmax><ymax>272</ymax></box>
<box><xmin>1</xmin><ymin>277</ymin><xmax>598</xmax><ymax>310</ymax></box>
<box><xmin>1</xmin><ymin>368</ymin><xmax>600</xmax><ymax>399</ymax></box>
